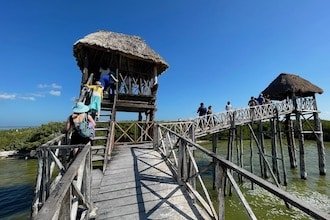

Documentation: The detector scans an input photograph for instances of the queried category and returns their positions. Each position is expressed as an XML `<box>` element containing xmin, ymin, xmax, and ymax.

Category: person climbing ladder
<box><xmin>85</xmin><ymin>81</ymin><xmax>104</xmax><ymax>121</ymax></box>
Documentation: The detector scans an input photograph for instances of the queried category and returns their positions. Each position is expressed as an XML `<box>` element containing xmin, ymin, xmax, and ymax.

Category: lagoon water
<box><xmin>0</xmin><ymin>141</ymin><xmax>329</xmax><ymax>219</ymax></box>
<box><xmin>0</xmin><ymin>159</ymin><xmax>37</xmax><ymax>220</ymax></box>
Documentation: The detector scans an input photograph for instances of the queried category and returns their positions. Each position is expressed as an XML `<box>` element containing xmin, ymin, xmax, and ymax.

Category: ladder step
<box><xmin>92</xmin><ymin>145</ymin><xmax>106</xmax><ymax>151</ymax></box>
<box><xmin>101</xmin><ymin>107</ymin><xmax>112</xmax><ymax>111</ymax></box>
<box><xmin>95</xmin><ymin>127</ymin><xmax>108</xmax><ymax>131</ymax></box>
<box><xmin>92</xmin><ymin>155</ymin><xmax>104</xmax><ymax>162</ymax></box>
<box><xmin>93</xmin><ymin>136</ymin><xmax>107</xmax><ymax>140</ymax></box>
<box><xmin>96</xmin><ymin>120</ymin><xmax>110</xmax><ymax>123</ymax></box>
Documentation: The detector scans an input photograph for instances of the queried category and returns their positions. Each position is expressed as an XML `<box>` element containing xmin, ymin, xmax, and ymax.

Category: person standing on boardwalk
<box><xmin>248</xmin><ymin>96</ymin><xmax>258</xmax><ymax>121</ymax></box>
<box><xmin>206</xmin><ymin>105</ymin><xmax>213</xmax><ymax>122</ymax></box>
<box><xmin>207</xmin><ymin>105</ymin><xmax>213</xmax><ymax>115</ymax></box>
<box><xmin>197</xmin><ymin>102</ymin><xmax>207</xmax><ymax>116</ymax></box>
<box><xmin>225</xmin><ymin>101</ymin><xmax>232</xmax><ymax>123</ymax></box>
<box><xmin>85</xmin><ymin>81</ymin><xmax>103</xmax><ymax>121</ymax></box>
<box><xmin>197</xmin><ymin>103</ymin><xmax>207</xmax><ymax>128</ymax></box>
<box><xmin>65</xmin><ymin>102</ymin><xmax>96</xmax><ymax>157</ymax></box>
<box><xmin>225</xmin><ymin>101</ymin><xmax>232</xmax><ymax>111</ymax></box>
<box><xmin>257</xmin><ymin>93</ymin><xmax>265</xmax><ymax>105</ymax></box>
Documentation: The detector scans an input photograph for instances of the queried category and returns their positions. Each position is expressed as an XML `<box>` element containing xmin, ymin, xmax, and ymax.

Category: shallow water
<box><xmin>199</xmin><ymin>140</ymin><xmax>330</xmax><ymax>219</ymax></box>
<box><xmin>0</xmin><ymin>159</ymin><xmax>37</xmax><ymax>220</ymax></box>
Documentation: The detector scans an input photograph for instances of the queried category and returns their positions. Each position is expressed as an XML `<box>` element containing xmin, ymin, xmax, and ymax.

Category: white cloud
<box><xmin>51</xmin><ymin>83</ymin><xmax>62</xmax><ymax>89</ymax></box>
<box><xmin>38</xmin><ymin>83</ymin><xmax>62</xmax><ymax>89</ymax></box>
<box><xmin>31</xmin><ymin>93</ymin><xmax>45</xmax><ymax>98</ymax></box>
<box><xmin>38</xmin><ymin>84</ymin><xmax>48</xmax><ymax>88</ymax></box>
<box><xmin>20</xmin><ymin>96</ymin><xmax>36</xmax><ymax>101</ymax></box>
<box><xmin>49</xmin><ymin>90</ymin><xmax>61</xmax><ymax>96</ymax></box>
<box><xmin>0</xmin><ymin>93</ymin><xmax>16</xmax><ymax>100</ymax></box>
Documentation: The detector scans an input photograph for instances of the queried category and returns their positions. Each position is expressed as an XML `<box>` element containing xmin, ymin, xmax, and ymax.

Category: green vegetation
<box><xmin>0</xmin><ymin>122</ymin><xmax>66</xmax><ymax>152</ymax></box>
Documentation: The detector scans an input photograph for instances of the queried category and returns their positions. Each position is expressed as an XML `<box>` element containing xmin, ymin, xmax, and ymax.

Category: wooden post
<box><xmin>44</xmin><ymin>147</ymin><xmax>51</xmax><ymax>199</ymax></box>
<box><xmin>249</xmin><ymin>130</ymin><xmax>254</xmax><ymax>190</ymax></box>
<box><xmin>297</xmin><ymin>112</ymin><xmax>306</xmax><ymax>179</ymax></box>
<box><xmin>182</xmin><ymin>143</ymin><xmax>188</xmax><ymax>182</ymax></box>
<box><xmin>149</xmin><ymin>65</ymin><xmax>158</xmax><ymax>122</ymax></box>
<box><xmin>285</xmin><ymin>114</ymin><xmax>297</xmax><ymax>168</ymax></box>
<box><xmin>215</xmin><ymin>161</ymin><xmax>225</xmax><ymax>220</ymax></box>
<box><xmin>271</xmin><ymin>118</ymin><xmax>280</xmax><ymax>183</ymax></box>
<box><xmin>293</xmin><ymin>95</ymin><xmax>307</xmax><ymax>179</ymax></box>
<box><xmin>227</xmin><ymin>127</ymin><xmax>234</xmax><ymax>196</ymax></box>
<box><xmin>178</xmin><ymin>139</ymin><xmax>184</xmax><ymax>185</ymax></box>
<box><xmin>138</xmin><ymin>112</ymin><xmax>142</xmax><ymax>140</ymax></box>
<box><xmin>82</xmin><ymin>53</ymin><xmax>89</xmax><ymax>85</ymax></box>
<box><xmin>313</xmin><ymin>95</ymin><xmax>326</xmax><ymax>175</ymax></box>
<box><xmin>239</xmin><ymin>126</ymin><xmax>243</xmax><ymax>183</ymax></box>
<box><xmin>85</xmin><ymin>147</ymin><xmax>92</xmax><ymax>216</ymax></box>
<box><xmin>277</xmin><ymin>112</ymin><xmax>288</xmax><ymax>186</ymax></box>
<box><xmin>153</xmin><ymin>123</ymin><xmax>159</xmax><ymax>150</ymax></box>
<box><xmin>189</xmin><ymin>124</ymin><xmax>196</xmax><ymax>200</ymax></box>
<box><xmin>258</xmin><ymin>122</ymin><xmax>268</xmax><ymax>178</ymax></box>
<box><xmin>212</xmin><ymin>133</ymin><xmax>218</xmax><ymax>190</ymax></box>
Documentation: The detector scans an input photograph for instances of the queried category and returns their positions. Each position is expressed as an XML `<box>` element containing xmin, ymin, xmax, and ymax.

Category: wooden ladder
<box><xmin>91</xmin><ymin>107</ymin><xmax>112</xmax><ymax>169</ymax></box>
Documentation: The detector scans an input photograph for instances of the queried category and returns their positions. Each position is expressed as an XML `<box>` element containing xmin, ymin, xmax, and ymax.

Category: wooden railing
<box><xmin>154</xmin><ymin>124</ymin><xmax>330</xmax><ymax>220</ymax></box>
<box><xmin>31</xmin><ymin>74</ymin><xmax>96</xmax><ymax>219</ymax></box>
<box><xmin>195</xmin><ymin>100</ymin><xmax>294</xmax><ymax>137</ymax></box>
<box><xmin>113</xmin><ymin>121</ymin><xmax>155</xmax><ymax>144</ymax></box>
<box><xmin>117</xmin><ymin>72</ymin><xmax>156</xmax><ymax>96</ymax></box>
<box><xmin>161</xmin><ymin>100</ymin><xmax>295</xmax><ymax>138</ymax></box>
<box><xmin>31</xmin><ymin>135</ymin><xmax>93</xmax><ymax>220</ymax></box>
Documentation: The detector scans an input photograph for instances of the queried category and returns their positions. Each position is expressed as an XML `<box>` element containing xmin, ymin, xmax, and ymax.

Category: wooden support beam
<box><xmin>226</xmin><ymin>170</ymin><xmax>257</xmax><ymax>220</ymax></box>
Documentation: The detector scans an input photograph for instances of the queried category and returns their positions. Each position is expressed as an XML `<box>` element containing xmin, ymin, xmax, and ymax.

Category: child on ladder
<box><xmin>85</xmin><ymin>81</ymin><xmax>103</xmax><ymax>121</ymax></box>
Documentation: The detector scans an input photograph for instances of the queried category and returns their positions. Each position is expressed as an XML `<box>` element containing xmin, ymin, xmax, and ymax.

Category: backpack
<box><xmin>75</xmin><ymin>114</ymin><xmax>94</xmax><ymax>138</ymax></box>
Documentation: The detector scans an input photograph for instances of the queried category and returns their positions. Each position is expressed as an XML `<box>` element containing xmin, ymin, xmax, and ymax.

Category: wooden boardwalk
<box><xmin>91</xmin><ymin>143</ymin><xmax>209</xmax><ymax>220</ymax></box>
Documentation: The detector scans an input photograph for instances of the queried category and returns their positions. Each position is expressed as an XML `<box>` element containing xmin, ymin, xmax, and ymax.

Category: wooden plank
<box><xmin>92</xmin><ymin>143</ymin><xmax>210</xmax><ymax>220</ymax></box>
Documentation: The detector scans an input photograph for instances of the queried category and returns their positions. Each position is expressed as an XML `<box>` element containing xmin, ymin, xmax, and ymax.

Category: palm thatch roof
<box><xmin>261</xmin><ymin>73</ymin><xmax>323</xmax><ymax>100</ymax></box>
<box><xmin>73</xmin><ymin>30</ymin><xmax>169</xmax><ymax>76</ymax></box>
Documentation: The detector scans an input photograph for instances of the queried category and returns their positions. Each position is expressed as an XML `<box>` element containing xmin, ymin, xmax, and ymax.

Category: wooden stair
<box><xmin>91</xmin><ymin>107</ymin><xmax>112</xmax><ymax>168</ymax></box>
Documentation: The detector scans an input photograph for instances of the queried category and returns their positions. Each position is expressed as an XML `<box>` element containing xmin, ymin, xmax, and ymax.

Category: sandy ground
<box><xmin>0</xmin><ymin>150</ymin><xmax>18</xmax><ymax>158</ymax></box>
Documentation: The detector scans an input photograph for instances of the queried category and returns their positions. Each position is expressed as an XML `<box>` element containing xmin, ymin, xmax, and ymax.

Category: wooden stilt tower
<box><xmin>73</xmin><ymin>30</ymin><xmax>168</xmax><ymax>132</ymax></box>
<box><xmin>262</xmin><ymin>73</ymin><xmax>325</xmax><ymax>179</ymax></box>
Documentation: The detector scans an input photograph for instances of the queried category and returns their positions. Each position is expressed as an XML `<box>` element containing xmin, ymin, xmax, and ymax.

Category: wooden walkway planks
<box><xmin>91</xmin><ymin>143</ymin><xmax>209</xmax><ymax>220</ymax></box>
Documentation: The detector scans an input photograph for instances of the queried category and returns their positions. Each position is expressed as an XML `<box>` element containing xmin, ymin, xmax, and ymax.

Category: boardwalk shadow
<box><xmin>131</xmin><ymin>146</ymin><xmax>206</xmax><ymax>219</ymax></box>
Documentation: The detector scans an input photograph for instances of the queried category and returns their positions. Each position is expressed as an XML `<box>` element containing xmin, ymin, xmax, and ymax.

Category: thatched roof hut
<box><xmin>261</xmin><ymin>73</ymin><xmax>323</xmax><ymax>100</ymax></box>
<box><xmin>73</xmin><ymin>30</ymin><xmax>169</xmax><ymax>77</ymax></box>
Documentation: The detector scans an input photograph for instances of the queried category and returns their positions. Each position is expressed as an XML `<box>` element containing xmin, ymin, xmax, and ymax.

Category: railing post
<box><xmin>178</xmin><ymin>139</ymin><xmax>184</xmax><ymax>185</ymax></box>
<box><xmin>215</xmin><ymin>161</ymin><xmax>225</xmax><ymax>220</ymax></box>
<box><xmin>212</xmin><ymin>133</ymin><xmax>218</xmax><ymax>190</ymax></box>
<box><xmin>84</xmin><ymin>146</ymin><xmax>92</xmax><ymax>217</ymax></box>
<box><xmin>153</xmin><ymin>123</ymin><xmax>159</xmax><ymax>150</ymax></box>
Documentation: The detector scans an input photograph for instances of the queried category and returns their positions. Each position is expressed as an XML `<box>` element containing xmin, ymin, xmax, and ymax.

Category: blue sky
<box><xmin>1</xmin><ymin>1</ymin><xmax>329</xmax><ymax>127</ymax></box>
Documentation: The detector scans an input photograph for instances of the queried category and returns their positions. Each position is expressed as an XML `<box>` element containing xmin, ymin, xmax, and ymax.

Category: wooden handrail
<box><xmin>31</xmin><ymin>131</ymin><xmax>93</xmax><ymax>219</ymax></box>
<box><xmin>33</xmin><ymin>145</ymin><xmax>92</xmax><ymax>220</ymax></box>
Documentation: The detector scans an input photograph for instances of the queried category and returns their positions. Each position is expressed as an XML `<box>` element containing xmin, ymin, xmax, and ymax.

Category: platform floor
<box><xmin>91</xmin><ymin>143</ymin><xmax>209</xmax><ymax>220</ymax></box>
